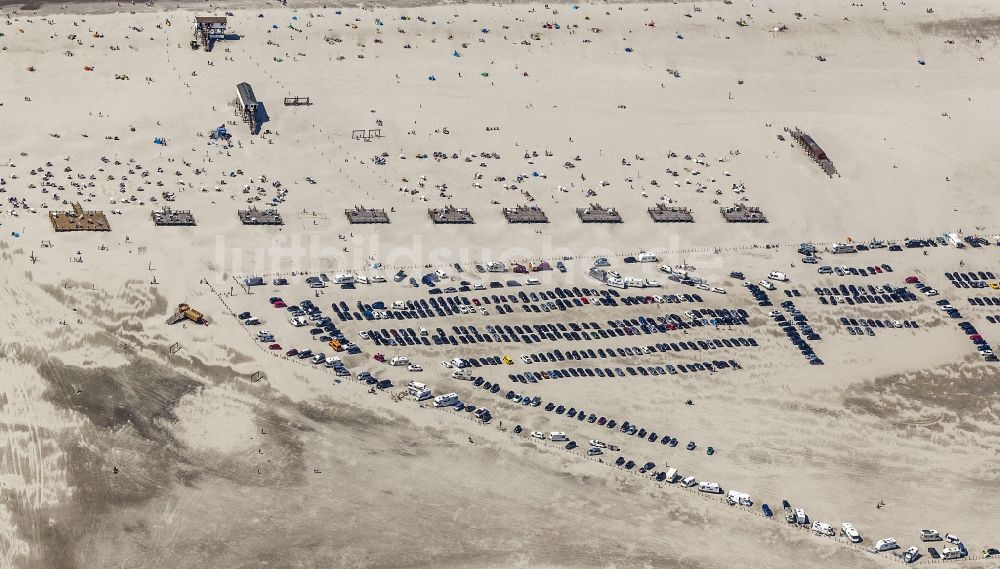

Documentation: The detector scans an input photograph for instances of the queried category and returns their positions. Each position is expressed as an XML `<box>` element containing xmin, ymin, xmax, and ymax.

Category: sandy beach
<box><xmin>1</xmin><ymin>0</ymin><xmax>1000</xmax><ymax>567</ymax></box>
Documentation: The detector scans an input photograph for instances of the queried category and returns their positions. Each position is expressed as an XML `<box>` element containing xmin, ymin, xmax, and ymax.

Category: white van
<box><xmin>663</xmin><ymin>468</ymin><xmax>679</xmax><ymax>483</ymax></box>
<box><xmin>390</xmin><ymin>356</ymin><xmax>410</xmax><ymax>366</ymax></box>
<box><xmin>451</xmin><ymin>369</ymin><xmax>471</xmax><ymax>380</ymax></box>
<box><xmin>680</xmin><ymin>476</ymin><xmax>697</xmax><ymax>488</ymax></box>
<box><xmin>831</xmin><ymin>243</ymin><xmax>856</xmax><ymax>254</ymax></box>
<box><xmin>768</xmin><ymin>271</ymin><xmax>789</xmax><ymax>282</ymax></box>
<box><xmin>841</xmin><ymin>523</ymin><xmax>862</xmax><ymax>543</ymax></box>
<box><xmin>355</xmin><ymin>275</ymin><xmax>370</xmax><ymax>284</ymax></box>
<box><xmin>525</xmin><ymin>277</ymin><xmax>540</xmax><ymax>285</ymax></box>
<box><xmin>794</xmin><ymin>508</ymin><xmax>808</xmax><ymax>525</ymax></box>
<box><xmin>334</xmin><ymin>273</ymin><xmax>355</xmax><ymax>284</ymax></box>
<box><xmin>874</xmin><ymin>538</ymin><xmax>898</xmax><ymax>552</ymax></box>
<box><xmin>638</xmin><ymin>252</ymin><xmax>659</xmax><ymax>263</ymax></box>
<box><xmin>549</xmin><ymin>432</ymin><xmax>568</xmax><ymax>442</ymax></box>
<box><xmin>411</xmin><ymin>388</ymin><xmax>432</xmax><ymax>401</ymax></box>
<box><xmin>392</xmin><ymin>301</ymin><xmax>406</xmax><ymax>309</ymax></box>
<box><xmin>698</xmin><ymin>481</ymin><xmax>722</xmax><ymax>494</ymax></box>
<box><xmin>406</xmin><ymin>381</ymin><xmax>427</xmax><ymax>393</ymax></box>
<box><xmin>659</xmin><ymin>264</ymin><xmax>673</xmax><ymax>274</ymax></box>
<box><xmin>758</xmin><ymin>279</ymin><xmax>776</xmax><ymax>291</ymax></box>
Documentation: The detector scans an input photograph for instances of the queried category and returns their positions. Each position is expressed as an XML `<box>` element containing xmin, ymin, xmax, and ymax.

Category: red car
<box><xmin>286</xmin><ymin>348</ymin><xmax>298</xmax><ymax>357</ymax></box>
<box><xmin>268</xmin><ymin>343</ymin><xmax>282</xmax><ymax>350</ymax></box>
<box><xmin>273</xmin><ymin>301</ymin><xmax>287</xmax><ymax>308</ymax></box>
<box><xmin>373</xmin><ymin>353</ymin><xmax>386</xmax><ymax>362</ymax></box>
<box><xmin>905</xmin><ymin>276</ymin><xmax>919</xmax><ymax>284</ymax></box>
<box><xmin>472</xmin><ymin>298</ymin><xmax>481</xmax><ymax>306</ymax></box>
<box><xmin>580</xmin><ymin>297</ymin><xmax>590</xmax><ymax>304</ymax></box>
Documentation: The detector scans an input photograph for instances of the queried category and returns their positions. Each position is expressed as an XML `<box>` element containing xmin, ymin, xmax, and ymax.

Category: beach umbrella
<box><xmin>481</xmin><ymin>72</ymin><xmax>489</xmax><ymax>77</ymax></box>
<box><xmin>428</xmin><ymin>75</ymin><xmax>436</xmax><ymax>81</ymax></box>
<box><xmin>272</xmin><ymin>24</ymin><xmax>278</xmax><ymax>29</ymax></box>
<box><xmin>453</xmin><ymin>50</ymin><xmax>460</xmax><ymax>57</ymax></box>
<box><xmin>481</xmin><ymin>28</ymin><xmax>489</xmax><ymax>33</ymax></box>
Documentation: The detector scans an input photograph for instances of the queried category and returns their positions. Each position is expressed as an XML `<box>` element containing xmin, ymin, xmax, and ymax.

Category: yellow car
<box><xmin>502</xmin><ymin>355</ymin><xmax>514</xmax><ymax>365</ymax></box>
<box><xmin>991</xmin><ymin>282</ymin><xmax>999</xmax><ymax>290</ymax></box>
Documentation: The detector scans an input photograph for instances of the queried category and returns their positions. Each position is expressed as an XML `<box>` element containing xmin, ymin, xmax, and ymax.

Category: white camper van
<box><xmin>698</xmin><ymin>481</ymin><xmax>722</xmax><ymax>494</ymax></box>
<box><xmin>811</xmin><ymin>522</ymin><xmax>835</xmax><ymax>537</ymax></box>
<box><xmin>726</xmin><ymin>491</ymin><xmax>752</xmax><ymax>507</ymax></box>
<box><xmin>874</xmin><ymin>538</ymin><xmax>898</xmax><ymax>552</ymax></box>
<box><xmin>841</xmin><ymin>523</ymin><xmax>862</xmax><ymax>543</ymax></box>
<box><xmin>663</xmin><ymin>468</ymin><xmax>679</xmax><ymax>483</ymax></box>
<box><xmin>433</xmin><ymin>393</ymin><xmax>459</xmax><ymax>407</ymax></box>
<box><xmin>638</xmin><ymin>252</ymin><xmax>659</xmax><ymax>263</ymax></box>
<box><xmin>940</xmin><ymin>547</ymin><xmax>962</xmax><ymax>560</ymax></box>
<box><xmin>549</xmin><ymin>432</ymin><xmax>568</xmax><ymax>442</ymax></box>
<box><xmin>390</xmin><ymin>356</ymin><xmax>410</xmax><ymax>366</ymax></box>
<box><xmin>794</xmin><ymin>508</ymin><xmax>808</xmax><ymax>525</ymax></box>
<box><xmin>680</xmin><ymin>476</ymin><xmax>697</xmax><ymax>488</ymax></box>
<box><xmin>831</xmin><ymin>243</ymin><xmax>856</xmax><ymax>254</ymax></box>
<box><xmin>768</xmin><ymin>271</ymin><xmax>789</xmax><ymax>282</ymax></box>
<box><xmin>334</xmin><ymin>273</ymin><xmax>355</xmax><ymax>284</ymax></box>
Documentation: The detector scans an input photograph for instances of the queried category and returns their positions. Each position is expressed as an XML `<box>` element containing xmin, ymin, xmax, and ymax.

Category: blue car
<box><xmin>762</xmin><ymin>504</ymin><xmax>773</xmax><ymax>518</ymax></box>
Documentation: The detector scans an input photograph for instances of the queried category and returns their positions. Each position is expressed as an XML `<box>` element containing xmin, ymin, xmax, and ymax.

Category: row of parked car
<box><xmin>946</xmin><ymin>270</ymin><xmax>997</xmax><ymax>289</ymax></box>
<box><xmin>839</xmin><ymin>317</ymin><xmax>919</xmax><ymax>337</ymax></box>
<box><xmin>276</xmin><ymin>297</ymin><xmax>363</xmax><ymax>353</ymax></box>
<box><xmin>817</xmin><ymin>263</ymin><xmax>893</xmax><ymax>277</ymax></box>
<box><xmin>958</xmin><ymin>321</ymin><xmax>997</xmax><ymax>362</ymax></box>
<box><xmin>508</xmin><ymin>359</ymin><xmax>741</xmax><ymax>383</ymax></box>
<box><xmin>814</xmin><ymin>283</ymin><xmax>918</xmax><ymax>307</ymax></box>
<box><xmin>770</xmin><ymin>301</ymin><xmax>823</xmax><ymax>365</ymax></box>
<box><xmin>966</xmin><ymin>296</ymin><xmax>1000</xmax><ymax>307</ymax></box>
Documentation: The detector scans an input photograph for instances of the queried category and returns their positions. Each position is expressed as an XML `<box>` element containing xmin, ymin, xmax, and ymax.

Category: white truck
<box><xmin>390</xmin><ymin>355</ymin><xmax>410</xmax><ymax>366</ymax></box>
<box><xmin>334</xmin><ymin>273</ymin><xmax>355</xmax><ymax>284</ymax></box>
<box><xmin>794</xmin><ymin>508</ymin><xmax>808</xmax><ymax>525</ymax></box>
<box><xmin>768</xmin><ymin>271</ymin><xmax>789</xmax><ymax>282</ymax></box>
<box><xmin>549</xmin><ymin>432</ymin><xmax>568</xmax><ymax>442</ymax></box>
<box><xmin>663</xmin><ymin>468</ymin><xmax>679</xmax><ymax>483</ymax></box>
<box><xmin>831</xmin><ymin>242</ymin><xmax>856</xmax><ymax>254</ymax></box>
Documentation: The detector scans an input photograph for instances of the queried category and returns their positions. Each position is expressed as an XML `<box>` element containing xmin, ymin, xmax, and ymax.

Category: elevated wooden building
<box><xmin>345</xmin><ymin>206</ymin><xmax>390</xmax><ymax>224</ymax></box>
<box><xmin>194</xmin><ymin>16</ymin><xmax>227</xmax><ymax>51</ymax></box>
<box><xmin>788</xmin><ymin>127</ymin><xmax>839</xmax><ymax>177</ymax></box>
<box><xmin>720</xmin><ymin>204</ymin><xmax>768</xmax><ymax>223</ymax></box>
<box><xmin>235</xmin><ymin>82</ymin><xmax>259</xmax><ymax>133</ymax></box>
<box><xmin>503</xmin><ymin>204</ymin><xmax>548</xmax><ymax>224</ymax></box>
<box><xmin>577</xmin><ymin>203</ymin><xmax>623</xmax><ymax>223</ymax></box>
<box><xmin>49</xmin><ymin>203</ymin><xmax>110</xmax><ymax>232</ymax></box>
<box><xmin>238</xmin><ymin>207</ymin><xmax>283</xmax><ymax>225</ymax></box>
<box><xmin>152</xmin><ymin>207</ymin><xmax>196</xmax><ymax>226</ymax></box>
<box><xmin>428</xmin><ymin>205</ymin><xmax>474</xmax><ymax>224</ymax></box>
<box><xmin>648</xmin><ymin>204</ymin><xmax>694</xmax><ymax>223</ymax></box>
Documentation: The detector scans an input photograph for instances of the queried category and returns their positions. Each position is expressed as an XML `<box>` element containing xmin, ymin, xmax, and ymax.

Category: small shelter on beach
<box><xmin>194</xmin><ymin>16</ymin><xmax>227</xmax><ymax>51</ymax></box>
<box><xmin>345</xmin><ymin>206</ymin><xmax>390</xmax><ymax>224</ymax></box>
<box><xmin>503</xmin><ymin>204</ymin><xmax>548</xmax><ymax>223</ymax></box>
<box><xmin>238</xmin><ymin>207</ymin><xmax>283</xmax><ymax>225</ymax></box>
<box><xmin>49</xmin><ymin>203</ymin><xmax>110</xmax><ymax>232</ymax></box>
<box><xmin>428</xmin><ymin>205</ymin><xmax>474</xmax><ymax>224</ymax></box>
<box><xmin>720</xmin><ymin>204</ymin><xmax>768</xmax><ymax>223</ymax></box>
<box><xmin>235</xmin><ymin>82</ymin><xmax>259</xmax><ymax>133</ymax></box>
<box><xmin>648</xmin><ymin>204</ymin><xmax>694</xmax><ymax>223</ymax></box>
<box><xmin>151</xmin><ymin>206</ymin><xmax>196</xmax><ymax>226</ymax></box>
<box><xmin>577</xmin><ymin>203</ymin><xmax>623</xmax><ymax>223</ymax></box>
